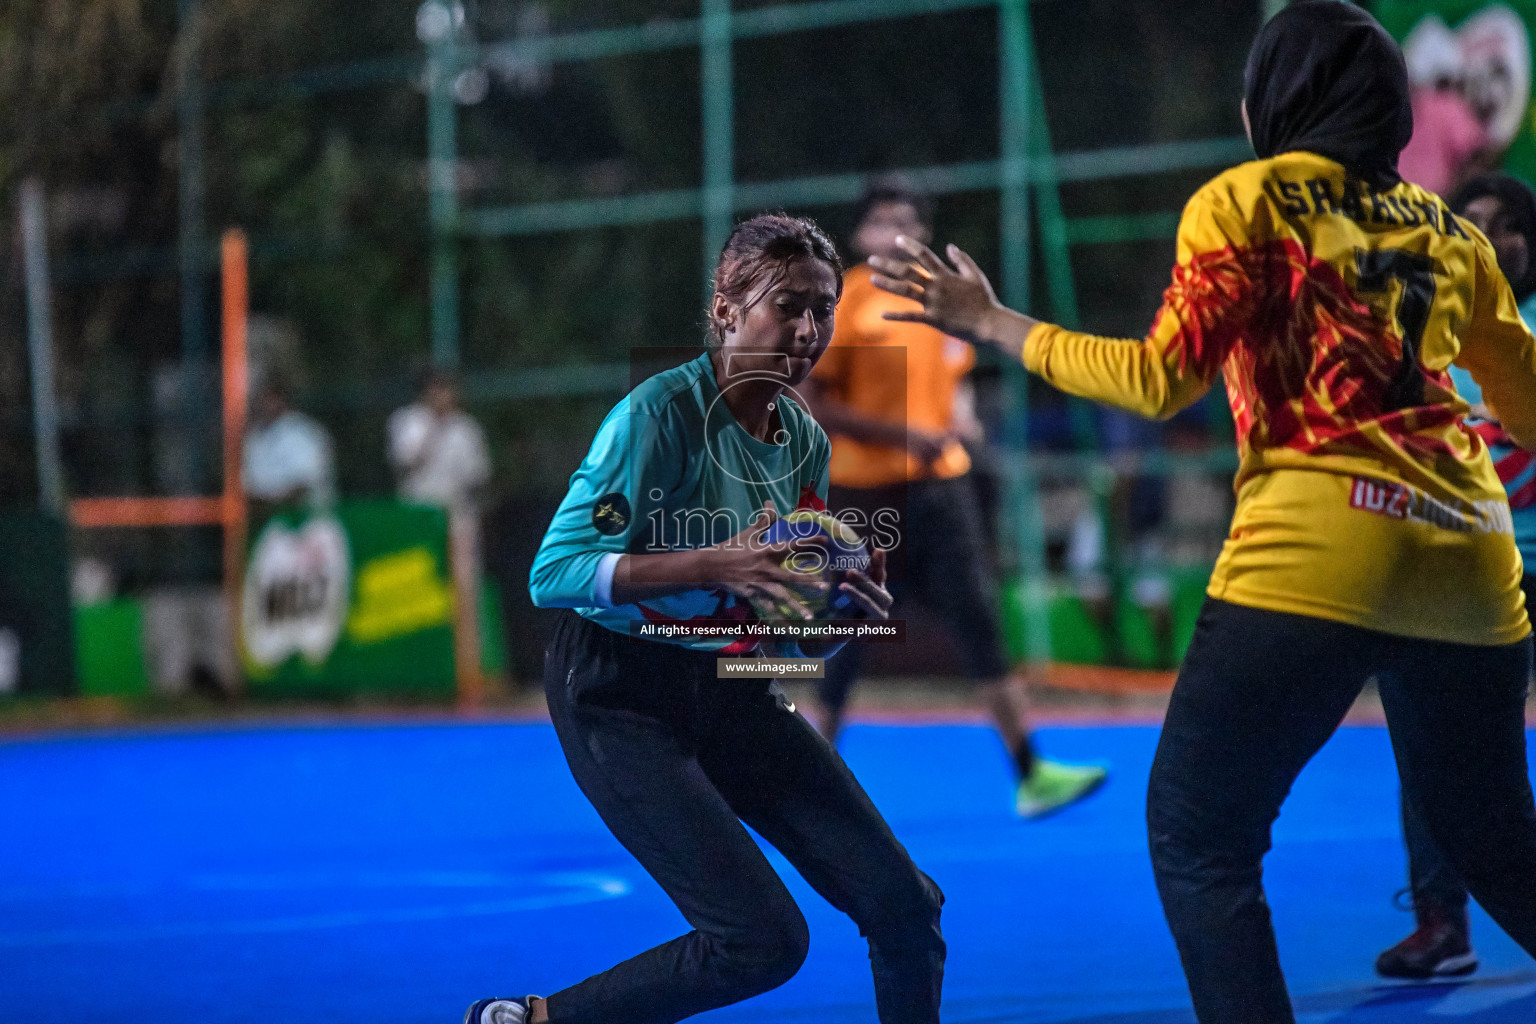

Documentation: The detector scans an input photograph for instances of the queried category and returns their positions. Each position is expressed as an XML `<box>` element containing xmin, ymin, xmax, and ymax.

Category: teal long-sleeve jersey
<box><xmin>530</xmin><ymin>351</ymin><xmax>832</xmax><ymax>652</ymax></box>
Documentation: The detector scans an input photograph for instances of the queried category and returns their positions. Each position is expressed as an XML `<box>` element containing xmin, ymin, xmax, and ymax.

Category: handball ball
<box><xmin>759</xmin><ymin>509</ymin><xmax>871</xmax><ymax>619</ymax></box>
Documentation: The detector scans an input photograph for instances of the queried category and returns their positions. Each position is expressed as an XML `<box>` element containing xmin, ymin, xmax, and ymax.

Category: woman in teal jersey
<box><xmin>465</xmin><ymin>215</ymin><xmax>945</xmax><ymax>1024</ymax></box>
<box><xmin>1374</xmin><ymin>172</ymin><xmax>1536</xmax><ymax>981</ymax></box>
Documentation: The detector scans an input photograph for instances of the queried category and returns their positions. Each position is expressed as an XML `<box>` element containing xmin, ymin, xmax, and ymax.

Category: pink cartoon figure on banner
<box><xmin>1399</xmin><ymin>5</ymin><xmax>1530</xmax><ymax>197</ymax></box>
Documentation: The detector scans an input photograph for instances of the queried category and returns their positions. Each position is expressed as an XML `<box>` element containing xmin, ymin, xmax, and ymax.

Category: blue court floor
<box><xmin>1</xmin><ymin>719</ymin><xmax>1534</xmax><ymax>1023</ymax></box>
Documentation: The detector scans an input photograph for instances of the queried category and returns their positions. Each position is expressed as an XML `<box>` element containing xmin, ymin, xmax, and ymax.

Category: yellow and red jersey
<box><xmin>1024</xmin><ymin>150</ymin><xmax>1536</xmax><ymax>645</ymax></box>
<box><xmin>813</xmin><ymin>264</ymin><xmax>975</xmax><ymax>488</ymax></box>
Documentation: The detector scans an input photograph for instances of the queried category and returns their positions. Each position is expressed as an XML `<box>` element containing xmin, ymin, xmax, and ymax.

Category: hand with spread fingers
<box><xmin>794</xmin><ymin>547</ymin><xmax>893</xmax><ymax>659</ymax></box>
<box><xmin>836</xmin><ymin>547</ymin><xmax>894</xmax><ymax>620</ymax></box>
<box><xmin>868</xmin><ymin>234</ymin><xmax>1042</xmax><ymax>363</ymax></box>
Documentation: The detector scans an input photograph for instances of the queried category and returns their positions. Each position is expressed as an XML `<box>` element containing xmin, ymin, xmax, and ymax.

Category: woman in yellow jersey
<box><xmin>869</xmin><ymin>3</ymin><xmax>1536</xmax><ymax>1021</ymax></box>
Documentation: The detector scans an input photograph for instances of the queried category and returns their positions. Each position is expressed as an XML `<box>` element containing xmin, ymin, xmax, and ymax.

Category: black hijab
<box><xmin>1244</xmin><ymin>1</ymin><xmax>1413</xmax><ymax>189</ymax></box>
<box><xmin>1450</xmin><ymin>173</ymin><xmax>1536</xmax><ymax>299</ymax></box>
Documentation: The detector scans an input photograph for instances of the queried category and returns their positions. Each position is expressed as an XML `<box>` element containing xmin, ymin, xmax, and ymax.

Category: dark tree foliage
<box><xmin>0</xmin><ymin>0</ymin><xmax>1252</xmax><ymax>523</ymax></box>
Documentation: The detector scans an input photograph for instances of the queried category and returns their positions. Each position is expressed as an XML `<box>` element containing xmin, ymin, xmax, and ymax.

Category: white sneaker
<box><xmin>462</xmin><ymin>996</ymin><xmax>538</xmax><ymax>1024</ymax></box>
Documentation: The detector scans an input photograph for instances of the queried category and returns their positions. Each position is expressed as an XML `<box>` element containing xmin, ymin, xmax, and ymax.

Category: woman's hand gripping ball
<box><xmin>707</xmin><ymin>500</ymin><xmax>829</xmax><ymax>621</ymax></box>
<box><xmin>760</xmin><ymin>507</ymin><xmax>892</xmax><ymax>621</ymax></box>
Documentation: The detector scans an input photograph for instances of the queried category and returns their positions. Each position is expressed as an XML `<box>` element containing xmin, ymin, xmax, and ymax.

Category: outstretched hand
<box><xmin>868</xmin><ymin>235</ymin><xmax>1039</xmax><ymax>362</ymax></box>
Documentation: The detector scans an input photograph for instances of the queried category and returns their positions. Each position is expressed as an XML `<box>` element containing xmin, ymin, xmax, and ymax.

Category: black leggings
<box><xmin>540</xmin><ymin>611</ymin><xmax>946</xmax><ymax>1024</ymax></box>
<box><xmin>1149</xmin><ymin>598</ymin><xmax>1536</xmax><ymax>1024</ymax></box>
<box><xmin>1396</xmin><ymin>574</ymin><xmax>1536</xmax><ymax>915</ymax></box>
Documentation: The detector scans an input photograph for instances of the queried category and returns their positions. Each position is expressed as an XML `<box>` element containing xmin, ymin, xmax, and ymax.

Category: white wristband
<box><xmin>592</xmin><ymin>552</ymin><xmax>623</xmax><ymax>608</ymax></box>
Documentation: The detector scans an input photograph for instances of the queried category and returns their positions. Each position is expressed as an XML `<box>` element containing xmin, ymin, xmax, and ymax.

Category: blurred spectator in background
<box><xmin>242</xmin><ymin>374</ymin><xmax>334</xmax><ymax>517</ymax></box>
<box><xmin>804</xmin><ymin>177</ymin><xmax>1106</xmax><ymax>818</ymax></box>
<box><xmin>388</xmin><ymin>369</ymin><xmax>491</xmax><ymax>513</ymax></box>
<box><xmin>389</xmin><ymin>369</ymin><xmax>492</xmax><ymax>688</ymax></box>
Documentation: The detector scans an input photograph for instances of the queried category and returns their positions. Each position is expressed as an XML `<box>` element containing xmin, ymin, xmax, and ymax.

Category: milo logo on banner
<box><xmin>239</xmin><ymin>501</ymin><xmax>457</xmax><ymax>694</ymax></box>
<box><xmin>241</xmin><ymin>516</ymin><xmax>351</xmax><ymax>669</ymax></box>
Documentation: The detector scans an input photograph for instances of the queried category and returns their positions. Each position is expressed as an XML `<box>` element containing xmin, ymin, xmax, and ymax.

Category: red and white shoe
<box><xmin>1375</xmin><ymin>902</ymin><xmax>1477</xmax><ymax>980</ymax></box>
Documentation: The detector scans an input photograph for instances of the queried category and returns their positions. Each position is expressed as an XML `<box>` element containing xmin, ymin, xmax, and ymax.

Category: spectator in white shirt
<box><xmin>388</xmin><ymin>370</ymin><xmax>490</xmax><ymax>513</ymax></box>
<box><xmin>389</xmin><ymin>370</ymin><xmax>493</xmax><ymax>692</ymax></box>
<box><xmin>243</xmin><ymin>377</ymin><xmax>335</xmax><ymax>512</ymax></box>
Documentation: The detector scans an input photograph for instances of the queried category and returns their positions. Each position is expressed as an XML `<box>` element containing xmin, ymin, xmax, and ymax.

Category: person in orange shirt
<box><xmin>803</xmin><ymin>180</ymin><xmax>1108</xmax><ymax>819</ymax></box>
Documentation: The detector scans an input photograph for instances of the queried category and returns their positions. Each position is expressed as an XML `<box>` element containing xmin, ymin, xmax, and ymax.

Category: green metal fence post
<box><xmin>998</xmin><ymin>0</ymin><xmax>1030</xmax><ymax>315</ymax></box>
<box><xmin>998</xmin><ymin>0</ymin><xmax>1052</xmax><ymax>668</ymax></box>
<box><xmin>422</xmin><ymin>1</ymin><xmax>462</xmax><ymax>369</ymax></box>
<box><xmin>177</xmin><ymin>0</ymin><xmax>208</xmax><ymax>364</ymax></box>
<box><xmin>1019</xmin><ymin>1</ymin><xmax>1098</xmax><ymax>451</ymax></box>
<box><xmin>21</xmin><ymin>178</ymin><xmax>65</xmax><ymax>515</ymax></box>
<box><xmin>701</xmin><ymin>0</ymin><xmax>735</xmax><ymax>298</ymax></box>
<box><xmin>1022</xmin><ymin>15</ymin><xmax>1076</xmax><ymax>330</ymax></box>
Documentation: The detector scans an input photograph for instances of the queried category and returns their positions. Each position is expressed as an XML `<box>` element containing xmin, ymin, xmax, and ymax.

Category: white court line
<box><xmin>0</xmin><ymin>871</ymin><xmax>629</xmax><ymax>948</ymax></box>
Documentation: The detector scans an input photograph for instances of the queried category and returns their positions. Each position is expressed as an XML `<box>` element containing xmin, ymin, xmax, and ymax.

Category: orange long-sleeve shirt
<box><xmin>1024</xmin><ymin>151</ymin><xmax>1536</xmax><ymax>645</ymax></box>
<box><xmin>813</xmin><ymin>264</ymin><xmax>975</xmax><ymax>487</ymax></box>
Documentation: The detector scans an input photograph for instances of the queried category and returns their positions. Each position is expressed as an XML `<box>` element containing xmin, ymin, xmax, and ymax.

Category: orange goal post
<box><xmin>70</xmin><ymin>229</ymin><xmax>250</xmax><ymax>689</ymax></box>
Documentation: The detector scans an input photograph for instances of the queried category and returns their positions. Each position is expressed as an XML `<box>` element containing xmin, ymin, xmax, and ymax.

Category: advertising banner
<box><xmin>1376</xmin><ymin>1</ymin><xmax>1536</xmax><ymax>192</ymax></box>
<box><xmin>241</xmin><ymin>500</ymin><xmax>456</xmax><ymax>695</ymax></box>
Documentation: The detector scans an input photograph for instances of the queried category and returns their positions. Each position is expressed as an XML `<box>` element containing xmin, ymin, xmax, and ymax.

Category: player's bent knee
<box><xmin>1146</xmin><ymin>826</ymin><xmax>1187</xmax><ymax>877</ymax></box>
<box><xmin>894</xmin><ymin>879</ymin><xmax>946</xmax><ymax>951</ymax></box>
<box><xmin>911</xmin><ymin>873</ymin><xmax>946</xmax><ymax>934</ymax></box>
<box><xmin>1149</xmin><ymin>785</ymin><xmax>1272</xmax><ymax>872</ymax></box>
<box><xmin>1148</xmin><ymin>824</ymin><xmax>1257</xmax><ymax>890</ymax></box>
<box><xmin>721</xmin><ymin>912</ymin><xmax>810</xmax><ymax>993</ymax></box>
<box><xmin>857</xmin><ymin>869</ymin><xmax>946</xmax><ymax>951</ymax></box>
<box><xmin>1146</xmin><ymin>794</ymin><xmax>1207</xmax><ymax>868</ymax></box>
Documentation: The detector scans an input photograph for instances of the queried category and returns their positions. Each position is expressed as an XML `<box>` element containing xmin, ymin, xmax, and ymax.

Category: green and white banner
<box><xmin>240</xmin><ymin>501</ymin><xmax>457</xmax><ymax>695</ymax></box>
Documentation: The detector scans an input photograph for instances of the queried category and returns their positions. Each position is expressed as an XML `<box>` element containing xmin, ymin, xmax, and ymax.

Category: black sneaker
<box><xmin>463</xmin><ymin>996</ymin><xmax>539</xmax><ymax>1023</ymax></box>
<box><xmin>1375</xmin><ymin>902</ymin><xmax>1478</xmax><ymax>980</ymax></box>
